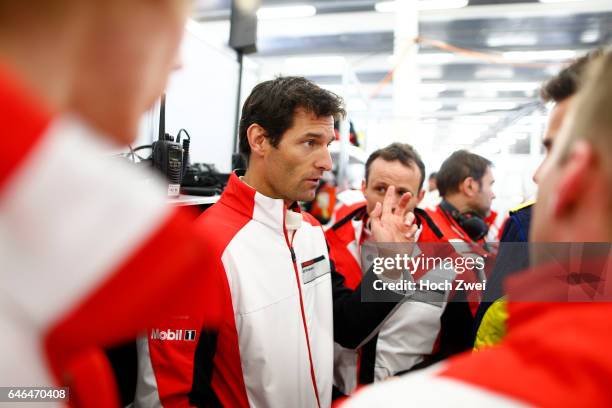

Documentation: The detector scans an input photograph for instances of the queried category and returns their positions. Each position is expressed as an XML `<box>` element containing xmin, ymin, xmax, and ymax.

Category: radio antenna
<box><xmin>158</xmin><ymin>93</ymin><xmax>166</xmax><ymax>141</ymax></box>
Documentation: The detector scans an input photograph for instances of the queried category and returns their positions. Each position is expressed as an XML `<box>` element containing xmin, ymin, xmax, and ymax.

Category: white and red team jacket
<box><xmin>326</xmin><ymin>202</ymin><xmax>491</xmax><ymax>396</ymax></box>
<box><xmin>0</xmin><ymin>65</ymin><xmax>223</xmax><ymax>407</ymax></box>
<box><xmin>136</xmin><ymin>174</ymin><xmax>406</xmax><ymax>408</ymax></box>
<box><xmin>343</xmin><ymin>257</ymin><xmax>612</xmax><ymax>408</ymax></box>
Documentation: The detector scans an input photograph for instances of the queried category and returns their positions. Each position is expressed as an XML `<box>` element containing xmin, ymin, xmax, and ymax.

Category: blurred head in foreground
<box><xmin>0</xmin><ymin>0</ymin><xmax>192</xmax><ymax>144</ymax></box>
<box><xmin>531</xmin><ymin>52</ymin><xmax>612</xmax><ymax>247</ymax></box>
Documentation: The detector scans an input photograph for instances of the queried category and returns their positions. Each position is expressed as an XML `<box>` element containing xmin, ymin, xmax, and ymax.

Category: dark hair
<box><xmin>437</xmin><ymin>150</ymin><xmax>492</xmax><ymax>197</ymax></box>
<box><xmin>540</xmin><ymin>48</ymin><xmax>605</xmax><ymax>103</ymax></box>
<box><xmin>238</xmin><ymin>76</ymin><xmax>345</xmax><ymax>162</ymax></box>
<box><xmin>365</xmin><ymin>143</ymin><xmax>426</xmax><ymax>191</ymax></box>
<box><xmin>429</xmin><ymin>172</ymin><xmax>437</xmax><ymax>180</ymax></box>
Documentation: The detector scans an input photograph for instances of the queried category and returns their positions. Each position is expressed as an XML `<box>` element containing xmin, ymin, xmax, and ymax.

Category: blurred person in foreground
<box><xmin>343</xmin><ymin>51</ymin><xmax>612</xmax><ymax>408</ymax></box>
<box><xmin>473</xmin><ymin>48</ymin><xmax>606</xmax><ymax>350</ymax></box>
<box><xmin>0</xmin><ymin>1</ymin><xmax>223</xmax><ymax>406</ymax></box>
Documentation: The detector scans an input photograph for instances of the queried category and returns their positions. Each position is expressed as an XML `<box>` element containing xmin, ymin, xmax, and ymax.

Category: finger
<box><xmin>371</xmin><ymin>201</ymin><xmax>382</xmax><ymax>221</ymax></box>
<box><xmin>404</xmin><ymin>224</ymin><xmax>418</xmax><ymax>240</ymax></box>
<box><xmin>381</xmin><ymin>186</ymin><xmax>395</xmax><ymax>219</ymax></box>
<box><xmin>410</xmin><ymin>223</ymin><xmax>418</xmax><ymax>235</ymax></box>
<box><xmin>396</xmin><ymin>191</ymin><xmax>413</xmax><ymax>217</ymax></box>
<box><xmin>404</xmin><ymin>211</ymin><xmax>415</xmax><ymax>227</ymax></box>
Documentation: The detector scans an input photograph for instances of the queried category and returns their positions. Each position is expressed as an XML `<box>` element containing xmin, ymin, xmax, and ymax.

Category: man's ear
<box><xmin>552</xmin><ymin>140</ymin><xmax>593</xmax><ymax>219</ymax></box>
<box><xmin>361</xmin><ymin>179</ymin><xmax>366</xmax><ymax>194</ymax></box>
<box><xmin>247</xmin><ymin>124</ymin><xmax>268</xmax><ymax>159</ymax></box>
<box><xmin>460</xmin><ymin>177</ymin><xmax>477</xmax><ymax>198</ymax></box>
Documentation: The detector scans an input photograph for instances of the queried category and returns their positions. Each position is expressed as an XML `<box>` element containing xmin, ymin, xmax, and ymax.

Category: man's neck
<box><xmin>444</xmin><ymin>194</ymin><xmax>471</xmax><ymax>214</ymax></box>
<box><xmin>242</xmin><ymin>168</ymin><xmax>293</xmax><ymax>208</ymax></box>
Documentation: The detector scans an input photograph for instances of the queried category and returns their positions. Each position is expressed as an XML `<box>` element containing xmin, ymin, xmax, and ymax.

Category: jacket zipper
<box><xmin>283</xmin><ymin>210</ymin><xmax>322</xmax><ymax>408</ymax></box>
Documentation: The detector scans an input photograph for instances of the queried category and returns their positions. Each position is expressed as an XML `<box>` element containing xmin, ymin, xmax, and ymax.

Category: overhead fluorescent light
<box><xmin>457</xmin><ymin>102</ymin><xmax>518</xmax><ymax>112</ymax></box>
<box><xmin>503</xmin><ymin>50</ymin><xmax>578</xmax><ymax>62</ymax></box>
<box><xmin>456</xmin><ymin>115</ymin><xmax>500</xmax><ymax>124</ymax></box>
<box><xmin>538</xmin><ymin>0</ymin><xmax>583</xmax><ymax>3</ymax></box>
<box><xmin>375</xmin><ymin>0</ymin><xmax>468</xmax><ymax>12</ymax></box>
<box><xmin>257</xmin><ymin>4</ymin><xmax>316</xmax><ymax>20</ymax></box>
<box><xmin>418</xmin><ymin>0</ymin><xmax>469</xmax><ymax>11</ymax></box>
<box><xmin>375</xmin><ymin>1</ymin><xmax>397</xmax><ymax>12</ymax></box>
<box><xmin>581</xmin><ymin>29</ymin><xmax>600</xmax><ymax>43</ymax></box>
<box><xmin>464</xmin><ymin>88</ymin><xmax>498</xmax><ymax>98</ymax></box>
<box><xmin>474</xmin><ymin>67</ymin><xmax>515</xmax><ymax>80</ymax></box>
<box><xmin>479</xmin><ymin>82</ymin><xmax>540</xmax><ymax>92</ymax></box>
<box><xmin>486</xmin><ymin>33</ymin><xmax>538</xmax><ymax>48</ymax></box>
<box><xmin>420</xmin><ymin>66</ymin><xmax>444</xmax><ymax>79</ymax></box>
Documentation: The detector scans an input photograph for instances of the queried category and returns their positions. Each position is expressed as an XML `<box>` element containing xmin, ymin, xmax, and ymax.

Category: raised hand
<box><xmin>370</xmin><ymin>185</ymin><xmax>418</xmax><ymax>243</ymax></box>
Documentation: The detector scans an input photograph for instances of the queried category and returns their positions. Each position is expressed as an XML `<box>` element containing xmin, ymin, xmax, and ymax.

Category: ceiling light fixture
<box><xmin>374</xmin><ymin>1</ymin><xmax>397</xmax><ymax>12</ymax></box>
<box><xmin>375</xmin><ymin>0</ymin><xmax>468</xmax><ymax>13</ymax></box>
<box><xmin>257</xmin><ymin>4</ymin><xmax>316</xmax><ymax>20</ymax></box>
<box><xmin>581</xmin><ymin>29</ymin><xmax>600</xmax><ymax>43</ymax></box>
<box><xmin>503</xmin><ymin>50</ymin><xmax>578</xmax><ymax>62</ymax></box>
<box><xmin>486</xmin><ymin>33</ymin><xmax>538</xmax><ymax>48</ymax></box>
<box><xmin>457</xmin><ymin>102</ymin><xmax>518</xmax><ymax>112</ymax></box>
<box><xmin>418</xmin><ymin>0</ymin><xmax>469</xmax><ymax>11</ymax></box>
<box><xmin>538</xmin><ymin>0</ymin><xmax>583</xmax><ymax>3</ymax></box>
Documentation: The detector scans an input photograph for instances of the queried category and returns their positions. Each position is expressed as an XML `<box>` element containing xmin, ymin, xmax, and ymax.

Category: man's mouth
<box><xmin>305</xmin><ymin>178</ymin><xmax>321</xmax><ymax>185</ymax></box>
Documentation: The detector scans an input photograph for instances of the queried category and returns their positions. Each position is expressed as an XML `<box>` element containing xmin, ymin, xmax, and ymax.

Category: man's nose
<box><xmin>533</xmin><ymin>162</ymin><xmax>543</xmax><ymax>184</ymax></box>
<box><xmin>316</xmin><ymin>147</ymin><xmax>333</xmax><ymax>172</ymax></box>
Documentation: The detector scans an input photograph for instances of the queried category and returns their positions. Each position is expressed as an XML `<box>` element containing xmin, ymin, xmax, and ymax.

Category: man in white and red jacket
<box><xmin>327</xmin><ymin>143</ymin><xmax>486</xmax><ymax>397</ymax></box>
<box><xmin>137</xmin><ymin>77</ymin><xmax>419</xmax><ymax>407</ymax></box>
<box><xmin>343</xmin><ymin>51</ymin><xmax>612</xmax><ymax>408</ymax></box>
<box><xmin>0</xmin><ymin>2</ymin><xmax>223</xmax><ymax>407</ymax></box>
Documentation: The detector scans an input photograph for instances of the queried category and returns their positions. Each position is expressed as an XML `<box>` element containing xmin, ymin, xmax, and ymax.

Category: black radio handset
<box><xmin>152</xmin><ymin>94</ymin><xmax>184</xmax><ymax>195</ymax></box>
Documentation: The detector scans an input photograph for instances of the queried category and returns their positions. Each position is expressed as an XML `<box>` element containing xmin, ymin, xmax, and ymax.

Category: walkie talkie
<box><xmin>152</xmin><ymin>94</ymin><xmax>184</xmax><ymax>196</ymax></box>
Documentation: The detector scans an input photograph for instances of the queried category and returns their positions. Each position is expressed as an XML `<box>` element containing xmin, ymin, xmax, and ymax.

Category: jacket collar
<box><xmin>220</xmin><ymin>172</ymin><xmax>302</xmax><ymax>233</ymax></box>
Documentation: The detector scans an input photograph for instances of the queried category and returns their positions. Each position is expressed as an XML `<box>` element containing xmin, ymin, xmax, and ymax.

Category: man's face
<box><xmin>70</xmin><ymin>0</ymin><xmax>191</xmax><ymax>145</ymax></box>
<box><xmin>262</xmin><ymin>109</ymin><xmax>334</xmax><ymax>203</ymax></box>
<box><xmin>428</xmin><ymin>177</ymin><xmax>437</xmax><ymax>192</ymax></box>
<box><xmin>469</xmin><ymin>167</ymin><xmax>495</xmax><ymax>217</ymax></box>
<box><xmin>533</xmin><ymin>96</ymin><xmax>574</xmax><ymax>183</ymax></box>
<box><xmin>363</xmin><ymin>158</ymin><xmax>423</xmax><ymax>216</ymax></box>
<box><xmin>531</xmin><ymin>104</ymin><xmax>580</xmax><ymax>243</ymax></box>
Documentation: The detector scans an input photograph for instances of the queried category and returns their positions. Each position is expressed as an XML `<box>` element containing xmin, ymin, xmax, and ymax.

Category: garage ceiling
<box><xmin>192</xmin><ymin>0</ymin><xmax>612</xmax><ymax>154</ymax></box>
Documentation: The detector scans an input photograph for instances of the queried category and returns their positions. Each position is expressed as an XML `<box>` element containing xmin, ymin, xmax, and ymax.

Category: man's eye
<box><xmin>376</xmin><ymin>187</ymin><xmax>386</xmax><ymax>194</ymax></box>
<box><xmin>305</xmin><ymin>140</ymin><xmax>315</xmax><ymax>147</ymax></box>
